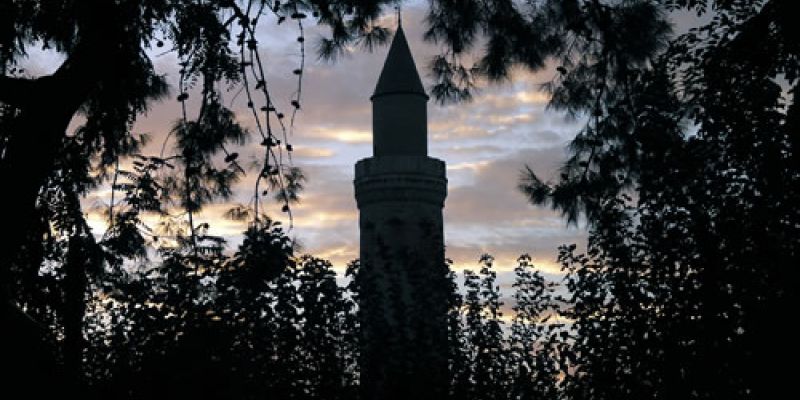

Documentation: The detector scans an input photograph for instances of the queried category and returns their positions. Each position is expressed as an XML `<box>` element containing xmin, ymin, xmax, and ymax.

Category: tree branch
<box><xmin>220</xmin><ymin>0</ymin><xmax>250</xmax><ymax>24</ymax></box>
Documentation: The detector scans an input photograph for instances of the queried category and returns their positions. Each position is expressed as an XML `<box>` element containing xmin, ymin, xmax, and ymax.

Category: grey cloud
<box><xmin>70</xmin><ymin>5</ymin><xmax>589</xmax><ymax>273</ymax></box>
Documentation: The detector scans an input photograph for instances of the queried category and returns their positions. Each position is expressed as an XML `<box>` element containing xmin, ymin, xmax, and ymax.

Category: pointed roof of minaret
<box><xmin>372</xmin><ymin>23</ymin><xmax>427</xmax><ymax>99</ymax></box>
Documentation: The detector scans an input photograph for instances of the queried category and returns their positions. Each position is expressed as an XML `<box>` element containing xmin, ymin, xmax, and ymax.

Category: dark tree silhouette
<box><xmin>415</xmin><ymin>1</ymin><xmax>800</xmax><ymax>399</ymax></box>
<box><xmin>4</xmin><ymin>1</ymin><xmax>796</xmax><ymax>399</ymax></box>
<box><xmin>423</xmin><ymin>0</ymin><xmax>796</xmax><ymax>398</ymax></box>
<box><xmin>445</xmin><ymin>254</ymin><xmax>565</xmax><ymax>400</ymax></box>
<box><xmin>0</xmin><ymin>1</ymin><xmax>399</xmax><ymax>394</ymax></box>
<box><xmin>81</xmin><ymin>219</ymin><xmax>363</xmax><ymax>399</ymax></box>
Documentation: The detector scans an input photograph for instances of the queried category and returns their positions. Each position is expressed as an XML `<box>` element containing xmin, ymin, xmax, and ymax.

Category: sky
<box><xmin>282</xmin><ymin>11</ymin><xmax>586</xmax><ymax>277</ymax></box>
<box><xmin>25</xmin><ymin>4</ymin><xmax>589</xmax><ymax>287</ymax></box>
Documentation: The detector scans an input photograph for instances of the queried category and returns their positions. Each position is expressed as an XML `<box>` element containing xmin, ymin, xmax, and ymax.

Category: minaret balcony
<box><xmin>354</xmin><ymin>156</ymin><xmax>447</xmax><ymax>208</ymax></box>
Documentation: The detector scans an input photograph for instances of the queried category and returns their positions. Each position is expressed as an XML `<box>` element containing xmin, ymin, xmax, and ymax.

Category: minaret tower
<box><xmin>354</xmin><ymin>22</ymin><xmax>449</xmax><ymax>400</ymax></box>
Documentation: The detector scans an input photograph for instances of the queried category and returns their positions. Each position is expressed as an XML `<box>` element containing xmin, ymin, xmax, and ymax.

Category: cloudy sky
<box><xmin>278</xmin><ymin>8</ymin><xmax>582</xmax><ymax>278</ymax></box>
<box><xmin>19</xmin><ymin>3</ymin><xmax>590</xmax><ymax>283</ymax></box>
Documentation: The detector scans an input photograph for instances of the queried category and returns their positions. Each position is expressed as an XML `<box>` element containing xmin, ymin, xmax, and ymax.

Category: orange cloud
<box><xmin>292</xmin><ymin>210</ymin><xmax>357</xmax><ymax>229</ymax></box>
<box><xmin>311</xmin><ymin>244</ymin><xmax>359</xmax><ymax>271</ymax></box>
<box><xmin>446</xmin><ymin>160</ymin><xmax>491</xmax><ymax>172</ymax></box>
<box><xmin>514</xmin><ymin>90</ymin><xmax>550</xmax><ymax>105</ymax></box>
<box><xmin>488</xmin><ymin>113</ymin><xmax>534</xmax><ymax>125</ymax></box>
<box><xmin>305</xmin><ymin>127</ymin><xmax>371</xmax><ymax>143</ymax></box>
<box><xmin>291</xmin><ymin>146</ymin><xmax>336</xmax><ymax>158</ymax></box>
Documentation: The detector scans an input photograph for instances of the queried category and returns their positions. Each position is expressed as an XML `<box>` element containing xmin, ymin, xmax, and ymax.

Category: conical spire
<box><xmin>370</xmin><ymin>20</ymin><xmax>429</xmax><ymax>157</ymax></box>
<box><xmin>372</xmin><ymin>24</ymin><xmax>427</xmax><ymax>99</ymax></box>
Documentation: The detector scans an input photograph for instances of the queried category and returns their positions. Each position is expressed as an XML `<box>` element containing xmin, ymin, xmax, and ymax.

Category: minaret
<box><xmin>354</xmin><ymin>23</ymin><xmax>449</xmax><ymax>400</ymax></box>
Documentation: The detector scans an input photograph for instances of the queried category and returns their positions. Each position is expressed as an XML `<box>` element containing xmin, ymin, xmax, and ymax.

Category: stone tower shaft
<box><xmin>354</xmin><ymin>23</ymin><xmax>449</xmax><ymax>400</ymax></box>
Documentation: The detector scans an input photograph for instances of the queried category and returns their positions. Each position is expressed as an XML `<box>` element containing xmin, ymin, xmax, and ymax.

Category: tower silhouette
<box><xmin>354</xmin><ymin>23</ymin><xmax>449</xmax><ymax>400</ymax></box>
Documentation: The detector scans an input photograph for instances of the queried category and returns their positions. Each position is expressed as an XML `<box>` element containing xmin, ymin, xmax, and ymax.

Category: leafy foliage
<box><xmin>81</xmin><ymin>249</ymin><xmax>563</xmax><ymax>400</ymax></box>
<box><xmin>0</xmin><ymin>1</ymin><xmax>405</xmax><ymax>395</ymax></box>
<box><xmin>423</xmin><ymin>1</ymin><xmax>797</xmax><ymax>398</ymax></box>
<box><xmin>3</xmin><ymin>1</ymin><xmax>796</xmax><ymax>399</ymax></box>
